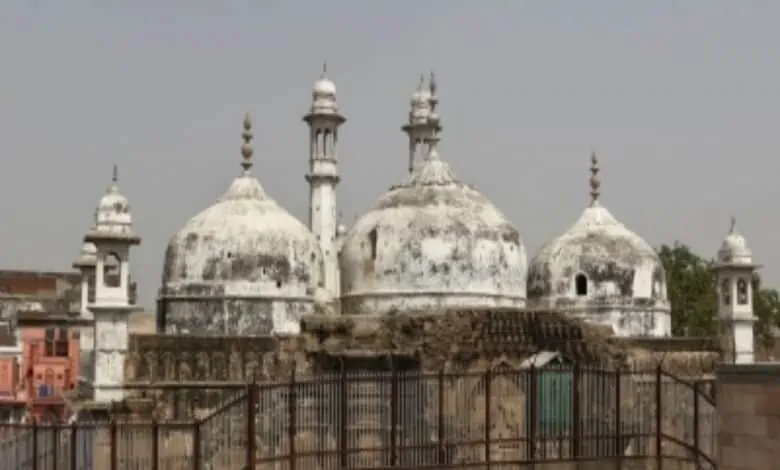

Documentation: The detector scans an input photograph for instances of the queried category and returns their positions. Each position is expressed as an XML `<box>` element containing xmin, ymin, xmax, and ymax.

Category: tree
<box><xmin>658</xmin><ymin>242</ymin><xmax>780</xmax><ymax>345</ymax></box>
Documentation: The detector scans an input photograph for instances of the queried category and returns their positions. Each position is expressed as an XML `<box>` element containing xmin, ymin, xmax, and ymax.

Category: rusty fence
<box><xmin>0</xmin><ymin>366</ymin><xmax>716</xmax><ymax>470</ymax></box>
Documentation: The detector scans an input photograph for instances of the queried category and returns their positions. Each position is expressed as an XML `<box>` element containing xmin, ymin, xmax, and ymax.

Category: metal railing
<box><xmin>0</xmin><ymin>365</ymin><xmax>717</xmax><ymax>470</ymax></box>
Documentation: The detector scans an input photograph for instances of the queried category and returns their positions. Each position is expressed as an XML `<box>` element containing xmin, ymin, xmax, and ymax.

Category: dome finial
<box><xmin>112</xmin><ymin>164</ymin><xmax>118</xmax><ymax>183</ymax></box>
<box><xmin>428</xmin><ymin>69</ymin><xmax>438</xmax><ymax>111</ymax></box>
<box><xmin>589</xmin><ymin>152</ymin><xmax>601</xmax><ymax>204</ymax></box>
<box><xmin>728</xmin><ymin>215</ymin><xmax>737</xmax><ymax>235</ymax></box>
<box><xmin>321</xmin><ymin>61</ymin><xmax>327</xmax><ymax>78</ymax></box>
<box><xmin>240</xmin><ymin>113</ymin><xmax>254</xmax><ymax>174</ymax></box>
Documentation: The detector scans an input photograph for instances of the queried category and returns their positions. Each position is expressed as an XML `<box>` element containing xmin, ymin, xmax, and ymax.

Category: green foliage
<box><xmin>658</xmin><ymin>242</ymin><xmax>780</xmax><ymax>344</ymax></box>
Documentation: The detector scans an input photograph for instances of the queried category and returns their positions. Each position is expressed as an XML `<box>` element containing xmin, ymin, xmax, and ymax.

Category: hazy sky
<box><xmin>2</xmin><ymin>2</ymin><xmax>780</xmax><ymax>309</ymax></box>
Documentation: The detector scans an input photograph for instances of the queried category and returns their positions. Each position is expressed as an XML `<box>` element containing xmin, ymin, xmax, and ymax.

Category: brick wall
<box><xmin>717</xmin><ymin>363</ymin><xmax>780</xmax><ymax>470</ymax></box>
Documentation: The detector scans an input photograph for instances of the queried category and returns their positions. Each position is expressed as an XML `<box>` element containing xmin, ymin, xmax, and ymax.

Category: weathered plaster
<box><xmin>340</xmin><ymin>139</ymin><xmax>526</xmax><ymax>316</ymax></box>
<box><xmin>527</xmin><ymin>202</ymin><xmax>670</xmax><ymax>337</ymax></box>
<box><xmin>160</xmin><ymin>155</ymin><xmax>321</xmax><ymax>335</ymax></box>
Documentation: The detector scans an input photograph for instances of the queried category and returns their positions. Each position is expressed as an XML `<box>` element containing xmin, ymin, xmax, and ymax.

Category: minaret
<box><xmin>84</xmin><ymin>165</ymin><xmax>141</xmax><ymax>403</ymax></box>
<box><xmin>72</xmin><ymin>239</ymin><xmax>97</xmax><ymax>380</ymax></box>
<box><xmin>712</xmin><ymin>216</ymin><xmax>759</xmax><ymax>364</ymax></box>
<box><xmin>402</xmin><ymin>71</ymin><xmax>441</xmax><ymax>174</ymax></box>
<box><xmin>303</xmin><ymin>63</ymin><xmax>345</xmax><ymax>298</ymax></box>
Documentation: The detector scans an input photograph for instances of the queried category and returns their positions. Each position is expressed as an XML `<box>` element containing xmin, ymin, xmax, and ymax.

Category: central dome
<box><xmin>159</xmin><ymin>115</ymin><xmax>322</xmax><ymax>336</ymax></box>
<box><xmin>340</xmin><ymin>135</ymin><xmax>527</xmax><ymax>315</ymax></box>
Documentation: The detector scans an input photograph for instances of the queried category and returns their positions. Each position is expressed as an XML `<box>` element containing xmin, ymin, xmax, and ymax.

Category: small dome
<box><xmin>314</xmin><ymin>76</ymin><xmax>336</xmax><ymax>97</ymax></box>
<box><xmin>340</xmin><ymin>133</ymin><xmax>526</xmax><ymax>315</ymax></box>
<box><xmin>717</xmin><ymin>217</ymin><xmax>753</xmax><ymax>264</ymax></box>
<box><xmin>160</xmin><ymin>115</ymin><xmax>322</xmax><ymax>329</ymax></box>
<box><xmin>72</xmin><ymin>241</ymin><xmax>97</xmax><ymax>269</ymax></box>
<box><xmin>527</xmin><ymin>153</ymin><xmax>666</xmax><ymax>306</ymax></box>
<box><xmin>84</xmin><ymin>166</ymin><xmax>139</xmax><ymax>243</ymax></box>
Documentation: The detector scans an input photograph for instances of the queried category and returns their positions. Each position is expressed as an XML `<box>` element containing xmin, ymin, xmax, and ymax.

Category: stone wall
<box><xmin>717</xmin><ymin>363</ymin><xmax>780</xmax><ymax>470</ymax></box>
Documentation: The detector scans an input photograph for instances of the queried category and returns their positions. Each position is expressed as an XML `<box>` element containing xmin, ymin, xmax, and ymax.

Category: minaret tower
<box><xmin>303</xmin><ymin>63</ymin><xmax>345</xmax><ymax>298</ymax></box>
<box><xmin>84</xmin><ymin>165</ymin><xmax>141</xmax><ymax>403</ymax></box>
<box><xmin>72</xmin><ymin>238</ymin><xmax>97</xmax><ymax>380</ymax></box>
<box><xmin>402</xmin><ymin>71</ymin><xmax>441</xmax><ymax>174</ymax></box>
<box><xmin>713</xmin><ymin>217</ymin><xmax>759</xmax><ymax>364</ymax></box>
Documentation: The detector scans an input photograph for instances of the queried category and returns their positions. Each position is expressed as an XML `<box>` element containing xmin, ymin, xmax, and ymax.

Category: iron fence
<box><xmin>0</xmin><ymin>365</ymin><xmax>717</xmax><ymax>470</ymax></box>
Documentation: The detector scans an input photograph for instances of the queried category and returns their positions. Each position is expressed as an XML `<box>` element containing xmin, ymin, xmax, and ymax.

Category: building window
<box><xmin>721</xmin><ymin>279</ymin><xmax>731</xmax><ymax>306</ymax></box>
<box><xmin>737</xmin><ymin>279</ymin><xmax>749</xmax><ymax>305</ymax></box>
<box><xmin>44</xmin><ymin>328</ymin><xmax>69</xmax><ymax>357</ymax></box>
<box><xmin>368</xmin><ymin>228</ymin><xmax>378</xmax><ymax>260</ymax></box>
<box><xmin>575</xmin><ymin>274</ymin><xmax>588</xmax><ymax>296</ymax></box>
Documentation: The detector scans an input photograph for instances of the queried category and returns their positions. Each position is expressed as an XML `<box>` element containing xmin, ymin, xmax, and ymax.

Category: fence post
<box><xmin>288</xmin><ymin>365</ymin><xmax>297</xmax><ymax>470</ymax></box>
<box><xmin>437</xmin><ymin>368</ymin><xmax>445</xmax><ymax>466</ymax></box>
<box><xmin>655</xmin><ymin>366</ymin><xmax>663</xmax><ymax>470</ymax></box>
<box><xmin>193</xmin><ymin>418</ymin><xmax>201</xmax><ymax>470</ymax></box>
<box><xmin>527</xmin><ymin>365</ymin><xmax>537</xmax><ymax>465</ymax></box>
<box><xmin>339</xmin><ymin>362</ymin><xmax>348</xmax><ymax>470</ymax></box>
<box><xmin>51</xmin><ymin>422</ymin><xmax>59</xmax><ymax>470</ymax></box>
<box><xmin>110</xmin><ymin>419</ymin><xmax>117</xmax><ymax>470</ymax></box>
<box><xmin>484</xmin><ymin>368</ymin><xmax>492</xmax><ymax>469</ymax></box>
<box><xmin>246</xmin><ymin>380</ymin><xmax>257</xmax><ymax>470</ymax></box>
<box><xmin>614</xmin><ymin>369</ymin><xmax>622</xmax><ymax>470</ymax></box>
<box><xmin>389</xmin><ymin>355</ymin><xmax>398</xmax><ymax>467</ymax></box>
<box><xmin>151</xmin><ymin>419</ymin><xmax>159</xmax><ymax>470</ymax></box>
<box><xmin>693</xmin><ymin>381</ymin><xmax>700</xmax><ymax>466</ymax></box>
<box><xmin>572</xmin><ymin>364</ymin><xmax>581</xmax><ymax>460</ymax></box>
<box><xmin>31</xmin><ymin>420</ymin><xmax>38</xmax><ymax>470</ymax></box>
<box><xmin>70</xmin><ymin>421</ymin><xmax>78</xmax><ymax>470</ymax></box>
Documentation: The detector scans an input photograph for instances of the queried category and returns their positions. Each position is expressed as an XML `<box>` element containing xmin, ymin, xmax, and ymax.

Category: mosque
<box><xmin>71</xmin><ymin>70</ymin><xmax>759</xmax><ymax>400</ymax></box>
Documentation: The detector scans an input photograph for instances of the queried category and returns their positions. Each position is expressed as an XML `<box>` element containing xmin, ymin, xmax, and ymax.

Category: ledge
<box><xmin>717</xmin><ymin>362</ymin><xmax>780</xmax><ymax>384</ymax></box>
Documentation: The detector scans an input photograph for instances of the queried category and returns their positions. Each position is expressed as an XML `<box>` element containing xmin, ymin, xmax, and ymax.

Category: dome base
<box><xmin>159</xmin><ymin>298</ymin><xmax>312</xmax><ymax>336</ymax></box>
<box><xmin>341</xmin><ymin>291</ymin><xmax>526</xmax><ymax>316</ymax></box>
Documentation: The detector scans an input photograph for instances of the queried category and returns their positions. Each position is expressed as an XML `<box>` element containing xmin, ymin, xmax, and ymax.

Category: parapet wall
<box><xmin>717</xmin><ymin>363</ymin><xmax>780</xmax><ymax>470</ymax></box>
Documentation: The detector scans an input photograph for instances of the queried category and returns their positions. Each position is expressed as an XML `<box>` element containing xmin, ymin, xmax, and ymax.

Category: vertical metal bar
<box><xmin>339</xmin><ymin>362</ymin><xmax>348</xmax><ymax>470</ymax></box>
<box><xmin>389</xmin><ymin>356</ymin><xmax>398</xmax><ymax>467</ymax></box>
<box><xmin>110</xmin><ymin>420</ymin><xmax>117</xmax><ymax>470</ymax></box>
<box><xmin>528</xmin><ymin>365</ymin><xmax>537</xmax><ymax>465</ymax></box>
<box><xmin>655</xmin><ymin>366</ymin><xmax>663</xmax><ymax>470</ymax></box>
<box><xmin>53</xmin><ymin>423</ymin><xmax>59</xmax><ymax>470</ymax></box>
<box><xmin>70</xmin><ymin>422</ymin><xmax>77</xmax><ymax>470</ymax></box>
<box><xmin>192</xmin><ymin>420</ymin><xmax>201</xmax><ymax>470</ymax></box>
<box><xmin>437</xmin><ymin>369</ymin><xmax>445</xmax><ymax>466</ymax></box>
<box><xmin>288</xmin><ymin>366</ymin><xmax>297</xmax><ymax>470</ymax></box>
<box><xmin>693</xmin><ymin>381</ymin><xmax>700</xmax><ymax>467</ymax></box>
<box><xmin>615</xmin><ymin>370</ymin><xmax>622</xmax><ymax>470</ymax></box>
<box><xmin>32</xmin><ymin>420</ymin><xmax>38</xmax><ymax>470</ymax></box>
<box><xmin>572</xmin><ymin>364</ymin><xmax>581</xmax><ymax>460</ymax></box>
<box><xmin>484</xmin><ymin>368</ymin><xmax>492</xmax><ymax>470</ymax></box>
<box><xmin>247</xmin><ymin>381</ymin><xmax>257</xmax><ymax>470</ymax></box>
<box><xmin>151</xmin><ymin>419</ymin><xmax>159</xmax><ymax>470</ymax></box>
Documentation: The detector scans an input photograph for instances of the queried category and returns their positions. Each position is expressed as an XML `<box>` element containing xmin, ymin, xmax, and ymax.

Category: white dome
<box><xmin>717</xmin><ymin>217</ymin><xmax>753</xmax><ymax>265</ymax></box>
<box><xmin>159</xmin><ymin>115</ymin><xmax>321</xmax><ymax>336</ymax></box>
<box><xmin>314</xmin><ymin>76</ymin><xmax>336</xmax><ymax>97</ymax></box>
<box><xmin>527</xmin><ymin>201</ymin><xmax>666</xmax><ymax>302</ymax></box>
<box><xmin>84</xmin><ymin>166</ymin><xmax>139</xmax><ymax>244</ymax></box>
<box><xmin>72</xmin><ymin>241</ymin><xmax>97</xmax><ymax>269</ymax></box>
<box><xmin>162</xmin><ymin>164</ymin><xmax>322</xmax><ymax>297</ymax></box>
<box><xmin>340</xmin><ymin>137</ymin><xmax>527</xmax><ymax>315</ymax></box>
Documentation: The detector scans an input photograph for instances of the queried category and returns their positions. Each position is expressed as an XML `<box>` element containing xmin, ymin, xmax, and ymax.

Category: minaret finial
<box><xmin>321</xmin><ymin>62</ymin><xmax>327</xmax><ymax>78</ymax></box>
<box><xmin>240</xmin><ymin>113</ymin><xmax>254</xmax><ymax>174</ymax></box>
<box><xmin>729</xmin><ymin>215</ymin><xmax>737</xmax><ymax>234</ymax></box>
<box><xmin>589</xmin><ymin>152</ymin><xmax>601</xmax><ymax>204</ymax></box>
<box><xmin>428</xmin><ymin>69</ymin><xmax>439</xmax><ymax>113</ymax></box>
<box><xmin>112</xmin><ymin>164</ymin><xmax>118</xmax><ymax>183</ymax></box>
